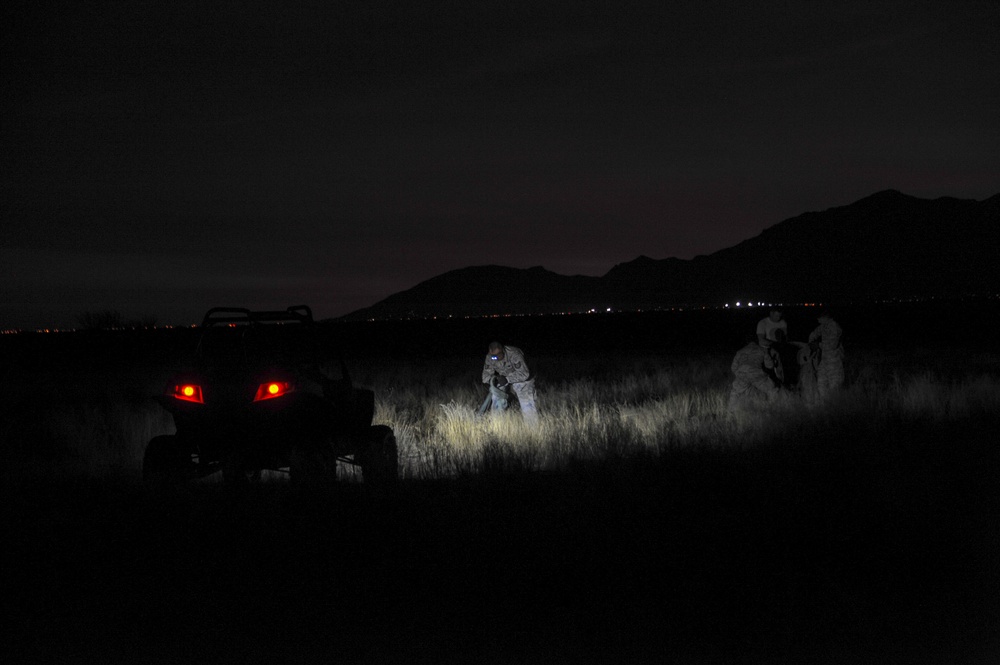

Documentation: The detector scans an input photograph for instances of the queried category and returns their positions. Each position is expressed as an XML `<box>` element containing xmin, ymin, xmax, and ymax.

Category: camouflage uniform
<box><xmin>482</xmin><ymin>345</ymin><xmax>538</xmax><ymax>424</ymax></box>
<box><xmin>808</xmin><ymin>317</ymin><xmax>844</xmax><ymax>398</ymax></box>
<box><xmin>728</xmin><ymin>342</ymin><xmax>779</xmax><ymax>410</ymax></box>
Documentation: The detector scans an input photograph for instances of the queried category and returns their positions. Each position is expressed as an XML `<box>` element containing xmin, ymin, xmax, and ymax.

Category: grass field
<box><xmin>3</xmin><ymin>344</ymin><xmax>999</xmax><ymax>483</ymax></box>
<box><xmin>2</xmin><ymin>311</ymin><xmax>999</xmax><ymax>663</ymax></box>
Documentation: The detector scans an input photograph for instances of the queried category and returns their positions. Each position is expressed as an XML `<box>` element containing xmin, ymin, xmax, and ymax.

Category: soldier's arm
<box><xmin>504</xmin><ymin>348</ymin><xmax>531</xmax><ymax>383</ymax></box>
<box><xmin>732</xmin><ymin>348</ymin><xmax>749</xmax><ymax>375</ymax></box>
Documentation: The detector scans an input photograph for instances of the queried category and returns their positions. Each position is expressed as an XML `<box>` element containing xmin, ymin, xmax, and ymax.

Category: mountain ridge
<box><xmin>343</xmin><ymin>191</ymin><xmax>999</xmax><ymax>320</ymax></box>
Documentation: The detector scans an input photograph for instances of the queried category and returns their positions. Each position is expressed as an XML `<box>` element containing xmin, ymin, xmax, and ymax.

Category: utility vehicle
<box><xmin>142</xmin><ymin>305</ymin><xmax>397</xmax><ymax>486</ymax></box>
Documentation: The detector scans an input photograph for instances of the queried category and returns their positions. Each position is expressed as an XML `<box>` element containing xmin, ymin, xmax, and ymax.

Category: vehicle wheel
<box><xmin>142</xmin><ymin>435</ymin><xmax>194</xmax><ymax>487</ymax></box>
<box><xmin>359</xmin><ymin>425</ymin><xmax>398</xmax><ymax>487</ymax></box>
<box><xmin>289</xmin><ymin>439</ymin><xmax>337</xmax><ymax>486</ymax></box>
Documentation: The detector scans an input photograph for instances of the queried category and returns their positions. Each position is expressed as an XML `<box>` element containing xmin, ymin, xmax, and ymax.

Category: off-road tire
<box><xmin>359</xmin><ymin>425</ymin><xmax>398</xmax><ymax>487</ymax></box>
<box><xmin>142</xmin><ymin>435</ymin><xmax>194</xmax><ymax>487</ymax></box>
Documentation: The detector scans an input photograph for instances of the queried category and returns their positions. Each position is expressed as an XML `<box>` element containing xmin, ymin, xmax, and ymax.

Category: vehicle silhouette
<box><xmin>142</xmin><ymin>305</ymin><xmax>397</xmax><ymax>487</ymax></box>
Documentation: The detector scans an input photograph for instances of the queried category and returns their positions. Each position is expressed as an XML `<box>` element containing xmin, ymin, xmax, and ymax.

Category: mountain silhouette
<box><xmin>344</xmin><ymin>190</ymin><xmax>999</xmax><ymax>320</ymax></box>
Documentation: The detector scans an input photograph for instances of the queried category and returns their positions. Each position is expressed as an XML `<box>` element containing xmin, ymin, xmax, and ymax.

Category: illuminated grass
<box><xmin>365</xmin><ymin>352</ymin><xmax>1000</xmax><ymax>478</ymax></box>
<box><xmin>2</xmin><ymin>349</ymin><xmax>999</xmax><ymax>482</ymax></box>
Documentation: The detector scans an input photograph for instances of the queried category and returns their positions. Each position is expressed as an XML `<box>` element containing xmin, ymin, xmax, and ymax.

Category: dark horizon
<box><xmin>4</xmin><ymin>2</ymin><xmax>998</xmax><ymax>329</ymax></box>
<box><xmin>3</xmin><ymin>188</ymin><xmax>998</xmax><ymax>330</ymax></box>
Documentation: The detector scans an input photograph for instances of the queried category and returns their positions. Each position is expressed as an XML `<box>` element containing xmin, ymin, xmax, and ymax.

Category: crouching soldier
<box><xmin>728</xmin><ymin>336</ymin><xmax>780</xmax><ymax>411</ymax></box>
<box><xmin>482</xmin><ymin>341</ymin><xmax>538</xmax><ymax>425</ymax></box>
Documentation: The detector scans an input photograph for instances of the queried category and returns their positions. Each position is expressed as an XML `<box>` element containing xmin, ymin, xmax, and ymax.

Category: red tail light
<box><xmin>254</xmin><ymin>381</ymin><xmax>294</xmax><ymax>402</ymax></box>
<box><xmin>171</xmin><ymin>384</ymin><xmax>204</xmax><ymax>404</ymax></box>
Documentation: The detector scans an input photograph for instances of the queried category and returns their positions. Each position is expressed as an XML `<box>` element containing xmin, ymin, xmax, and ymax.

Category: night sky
<box><xmin>3</xmin><ymin>1</ymin><xmax>998</xmax><ymax>328</ymax></box>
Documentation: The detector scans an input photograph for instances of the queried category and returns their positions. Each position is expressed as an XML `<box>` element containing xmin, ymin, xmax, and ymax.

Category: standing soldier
<box><xmin>756</xmin><ymin>308</ymin><xmax>789</xmax><ymax>381</ymax></box>
<box><xmin>756</xmin><ymin>308</ymin><xmax>788</xmax><ymax>348</ymax></box>
<box><xmin>808</xmin><ymin>311</ymin><xmax>845</xmax><ymax>399</ymax></box>
<box><xmin>482</xmin><ymin>341</ymin><xmax>538</xmax><ymax>424</ymax></box>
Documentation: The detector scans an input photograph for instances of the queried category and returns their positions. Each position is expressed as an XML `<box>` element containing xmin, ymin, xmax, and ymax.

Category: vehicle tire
<box><xmin>289</xmin><ymin>439</ymin><xmax>337</xmax><ymax>486</ymax></box>
<box><xmin>142</xmin><ymin>435</ymin><xmax>194</xmax><ymax>487</ymax></box>
<box><xmin>359</xmin><ymin>425</ymin><xmax>398</xmax><ymax>487</ymax></box>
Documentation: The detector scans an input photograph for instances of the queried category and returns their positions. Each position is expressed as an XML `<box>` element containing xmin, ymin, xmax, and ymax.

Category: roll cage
<box><xmin>199</xmin><ymin>305</ymin><xmax>315</xmax><ymax>328</ymax></box>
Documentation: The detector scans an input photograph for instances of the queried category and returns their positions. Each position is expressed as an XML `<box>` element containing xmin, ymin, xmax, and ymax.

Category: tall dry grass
<box><xmin>360</xmin><ymin>349</ymin><xmax>1000</xmax><ymax>479</ymax></box>
<box><xmin>2</xmin><ymin>349</ymin><xmax>998</xmax><ymax>482</ymax></box>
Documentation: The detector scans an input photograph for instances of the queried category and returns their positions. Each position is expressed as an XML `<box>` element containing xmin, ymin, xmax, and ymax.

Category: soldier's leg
<box><xmin>827</xmin><ymin>358</ymin><xmax>845</xmax><ymax>391</ymax></box>
<box><xmin>728</xmin><ymin>380</ymin><xmax>746</xmax><ymax>410</ymax></box>
<box><xmin>817</xmin><ymin>361</ymin><xmax>835</xmax><ymax>399</ymax></box>
<box><xmin>512</xmin><ymin>380</ymin><xmax>538</xmax><ymax>424</ymax></box>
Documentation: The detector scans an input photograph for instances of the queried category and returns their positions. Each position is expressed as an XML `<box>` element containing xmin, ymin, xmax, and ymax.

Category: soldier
<box><xmin>728</xmin><ymin>336</ymin><xmax>780</xmax><ymax>411</ymax></box>
<box><xmin>756</xmin><ymin>308</ymin><xmax>788</xmax><ymax>348</ymax></box>
<box><xmin>482</xmin><ymin>341</ymin><xmax>538</xmax><ymax>424</ymax></box>
<box><xmin>808</xmin><ymin>310</ymin><xmax>845</xmax><ymax>399</ymax></box>
<box><xmin>756</xmin><ymin>308</ymin><xmax>788</xmax><ymax>377</ymax></box>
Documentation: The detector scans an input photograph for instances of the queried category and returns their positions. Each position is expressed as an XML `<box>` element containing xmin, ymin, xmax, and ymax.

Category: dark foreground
<box><xmin>5</xmin><ymin>421</ymin><xmax>999</xmax><ymax>665</ymax></box>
